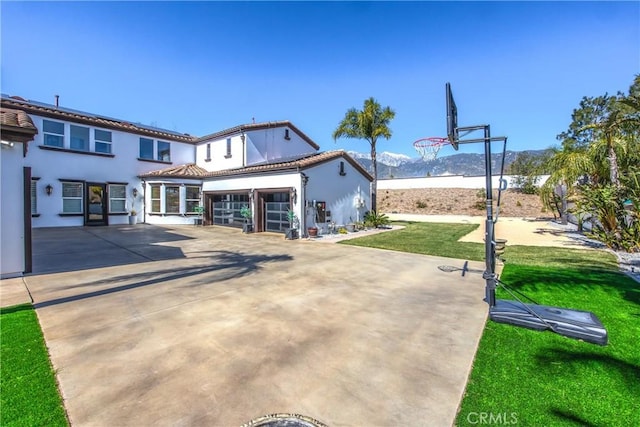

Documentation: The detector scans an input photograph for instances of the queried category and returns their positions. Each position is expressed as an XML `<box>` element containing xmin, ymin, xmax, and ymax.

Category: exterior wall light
<box><xmin>132</xmin><ymin>188</ymin><xmax>138</xmax><ymax>198</ymax></box>
<box><xmin>45</xmin><ymin>184</ymin><xmax>53</xmax><ymax>196</ymax></box>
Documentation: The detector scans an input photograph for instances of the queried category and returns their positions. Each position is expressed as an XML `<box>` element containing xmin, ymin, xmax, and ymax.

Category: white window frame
<box><xmin>165</xmin><ymin>185</ymin><xmax>180</xmax><ymax>213</ymax></box>
<box><xmin>150</xmin><ymin>184</ymin><xmax>161</xmax><ymax>213</ymax></box>
<box><xmin>108</xmin><ymin>184</ymin><xmax>127</xmax><ymax>213</ymax></box>
<box><xmin>62</xmin><ymin>182</ymin><xmax>84</xmax><ymax>214</ymax></box>
<box><xmin>139</xmin><ymin>137</ymin><xmax>154</xmax><ymax>160</ymax></box>
<box><xmin>43</xmin><ymin>119</ymin><xmax>65</xmax><ymax>148</ymax></box>
<box><xmin>95</xmin><ymin>129</ymin><xmax>113</xmax><ymax>154</ymax></box>
<box><xmin>70</xmin><ymin>124</ymin><xmax>90</xmax><ymax>151</ymax></box>
<box><xmin>185</xmin><ymin>186</ymin><xmax>201</xmax><ymax>214</ymax></box>
<box><xmin>157</xmin><ymin>141</ymin><xmax>171</xmax><ymax>162</ymax></box>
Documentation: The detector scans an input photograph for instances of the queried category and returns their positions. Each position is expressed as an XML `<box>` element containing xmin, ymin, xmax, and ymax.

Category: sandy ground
<box><xmin>378</xmin><ymin>188</ymin><xmax>549</xmax><ymax>218</ymax></box>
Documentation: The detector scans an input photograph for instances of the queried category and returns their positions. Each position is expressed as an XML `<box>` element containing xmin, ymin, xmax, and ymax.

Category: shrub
<box><xmin>364</xmin><ymin>210</ymin><xmax>391</xmax><ymax>228</ymax></box>
<box><xmin>416</xmin><ymin>200</ymin><xmax>428</xmax><ymax>209</ymax></box>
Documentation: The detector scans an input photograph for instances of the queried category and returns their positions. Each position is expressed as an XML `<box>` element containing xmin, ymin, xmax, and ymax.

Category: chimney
<box><xmin>55</xmin><ymin>94</ymin><xmax>59</xmax><ymax>108</ymax></box>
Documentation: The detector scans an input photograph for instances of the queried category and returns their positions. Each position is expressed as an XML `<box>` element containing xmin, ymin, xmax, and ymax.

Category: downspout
<box><xmin>241</xmin><ymin>130</ymin><xmax>246</xmax><ymax>167</ymax></box>
<box><xmin>301</xmin><ymin>171</ymin><xmax>308</xmax><ymax>237</ymax></box>
<box><xmin>142</xmin><ymin>180</ymin><xmax>146</xmax><ymax>224</ymax></box>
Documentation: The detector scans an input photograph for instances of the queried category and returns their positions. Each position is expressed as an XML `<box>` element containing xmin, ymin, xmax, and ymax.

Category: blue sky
<box><xmin>2</xmin><ymin>1</ymin><xmax>638</xmax><ymax>158</ymax></box>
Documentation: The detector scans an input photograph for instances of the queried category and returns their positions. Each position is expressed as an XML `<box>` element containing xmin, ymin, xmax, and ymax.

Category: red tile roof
<box><xmin>1</xmin><ymin>96</ymin><xmax>323</xmax><ymax>151</ymax></box>
<box><xmin>1</xmin><ymin>96</ymin><xmax>195</xmax><ymax>143</ymax></box>
<box><xmin>139</xmin><ymin>150</ymin><xmax>373</xmax><ymax>181</ymax></box>
<box><xmin>0</xmin><ymin>107</ymin><xmax>38</xmax><ymax>143</ymax></box>
<box><xmin>139</xmin><ymin>163</ymin><xmax>209</xmax><ymax>178</ymax></box>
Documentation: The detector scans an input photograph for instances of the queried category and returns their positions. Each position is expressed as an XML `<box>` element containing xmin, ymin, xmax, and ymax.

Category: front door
<box><xmin>86</xmin><ymin>183</ymin><xmax>107</xmax><ymax>226</ymax></box>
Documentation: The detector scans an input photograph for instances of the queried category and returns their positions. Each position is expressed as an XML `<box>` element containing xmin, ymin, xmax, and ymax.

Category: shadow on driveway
<box><xmin>34</xmin><ymin>250</ymin><xmax>292</xmax><ymax>309</ymax></box>
<box><xmin>32</xmin><ymin>224</ymin><xmax>196</xmax><ymax>274</ymax></box>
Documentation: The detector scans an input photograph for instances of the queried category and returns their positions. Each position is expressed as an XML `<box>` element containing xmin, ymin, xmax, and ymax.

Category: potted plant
<box><xmin>240</xmin><ymin>205</ymin><xmax>253</xmax><ymax>233</ymax></box>
<box><xmin>307</xmin><ymin>226</ymin><xmax>318</xmax><ymax>237</ymax></box>
<box><xmin>129</xmin><ymin>209</ymin><xmax>137</xmax><ymax>225</ymax></box>
<box><xmin>285</xmin><ymin>209</ymin><xmax>299</xmax><ymax>240</ymax></box>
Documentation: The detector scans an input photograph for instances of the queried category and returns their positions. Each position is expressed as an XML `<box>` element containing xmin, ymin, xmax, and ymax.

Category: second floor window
<box><xmin>70</xmin><ymin>125</ymin><xmax>90</xmax><ymax>151</ymax></box>
<box><xmin>43</xmin><ymin>120</ymin><xmax>64</xmax><ymax>147</ymax></box>
<box><xmin>139</xmin><ymin>138</ymin><xmax>154</xmax><ymax>160</ymax></box>
<box><xmin>225</xmin><ymin>138</ymin><xmax>232</xmax><ymax>158</ymax></box>
<box><xmin>95</xmin><ymin>129</ymin><xmax>112</xmax><ymax>154</ymax></box>
<box><xmin>158</xmin><ymin>141</ymin><xmax>171</xmax><ymax>162</ymax></box>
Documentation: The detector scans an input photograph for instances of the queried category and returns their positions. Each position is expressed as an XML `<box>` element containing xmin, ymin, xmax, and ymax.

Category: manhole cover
<box><xmin>243</xmin><ymin>413</ymin><xmax>328</xmax><ymax>427</ymax></box>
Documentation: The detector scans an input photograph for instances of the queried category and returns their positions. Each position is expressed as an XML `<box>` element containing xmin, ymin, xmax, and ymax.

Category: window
<box><xmin>150</xmin><ymin>185</ymin><xmax>161</xmax><ymax>213</ymax></box>
<box><xmin>157</xmin><ymin>141</ymin><xmax>171</xmax><ymax>162</ymax></box>
<box><xmin>225</xmin><ymin>138</ymin><xmax>232</xmax><ymax>158</ymax></box>
<box><xmin>62</xmin><ymin>182</ymin><xmax>83</xmax><ymax>213</ymax></box>
<box><xmin>139</xmin><ymin>138</ymin><xmax>154</xmax><ymax>160</ymax></box>
<box><xmin>165</xmin><ymin>186</ymin><xmax>180</xmax><ymax>213</ymax></box>
<box><xmin>108</xmin><ymin>184</ymin><xmax>127</xmax><ymax>213</ymax></box>
<box><xmin>205</xmin><ymin>143</ymin><xmax>211</xmax><ymax>161</ymax></box>
<box><xmin>186</xmin><ymin>186</ymin><xmax>201</xmax><ymax>213</ymax></box>
<box><xmin>70</xmin><ymin>125</ymin><xmax>89</xmax><ymax>151</ymax></box>
<box><xmin>31</xmin><ymin>179</ymin><xmax>38</xmax><ymax>215</ymax></box>
<box><xmin>95</xmin><ymin>129</ymin><xmax>112</xmax><ymax>154</ymax></box>
<box><xmin>43</xmin><ymin>120</ymin><xmax>64</xmax><ymax>147</ymax></box>
<box><xmin>284</xmin><ymin>129</ymin><xmax>291</xmax><ymax>140</ymax></box>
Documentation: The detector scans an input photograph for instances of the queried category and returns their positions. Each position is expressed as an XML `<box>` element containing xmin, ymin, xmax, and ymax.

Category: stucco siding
<box><xmin>245</xmin><ymin>127</ymin><xmax>316</xmax><ymax>166</ymax></box>
<box><xmin>1</xmin><ymin>144</ymin><xmax>25</xmax><ymax>277</ymax></box>
<box><xmin>25</xmin><ymin>114</ymin><xmax>194</xmax><ymax>227</ymax></box>
<box><xmin>304</xmin><ymin>158</ymin><xmax>371</xmax><ymax>228</ymax></box>
<box><xmin>196</xmin><ymin>134</ymin><xmax>245</xmax><ymax>172</ymax></box>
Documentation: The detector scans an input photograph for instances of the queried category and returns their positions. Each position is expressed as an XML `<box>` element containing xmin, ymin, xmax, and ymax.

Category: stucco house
<box><xmin>0</xmin><ymin>94</ymin><xmax>373</xmax><ymax>277</ymax></box>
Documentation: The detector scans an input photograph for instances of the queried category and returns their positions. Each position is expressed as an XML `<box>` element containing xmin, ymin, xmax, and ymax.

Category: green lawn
<box><xmin>1</xmin><ymin>304</ymin><xmax>68</xmax><ymax>426</ymax></box>
<box><xmin>341</xmin><ymin>222</ymin><xmax>640</xmax><ymax>426</ymax></box>
<box><xmin>340</xmin><ymin>221</ymin><xmax>485</xmax><ymax>260</ymax></box>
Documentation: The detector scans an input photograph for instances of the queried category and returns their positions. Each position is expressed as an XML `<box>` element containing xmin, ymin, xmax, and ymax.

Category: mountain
<box><xmin>346</xmin><ymin>151</ymin><xmax>413</xmax><ymax>167</ymax></box>
<box><xmin>347</xmin><ymin>150</ymin><xmax>547</xmax><ymax>178</ymax></box>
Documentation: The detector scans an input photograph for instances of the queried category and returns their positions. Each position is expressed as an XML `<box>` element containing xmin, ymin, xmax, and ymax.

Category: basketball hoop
<box><xmin>413</xmin><ymin>137</ymin><xmax>450</xmax><ymax>161</ymax></box>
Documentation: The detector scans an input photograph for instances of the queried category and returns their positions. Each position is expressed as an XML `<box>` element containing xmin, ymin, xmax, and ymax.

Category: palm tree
<box><xmin>332</xmin><ymin>97</ymin><xmax>395</xmax><ymax>211</ymax></box>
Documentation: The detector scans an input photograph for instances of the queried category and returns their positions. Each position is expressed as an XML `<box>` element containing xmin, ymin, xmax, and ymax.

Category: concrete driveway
<box><xmin>23</xmin><ymin>224</ymin><xmax>487</xmax><ymax>426</ymax></box>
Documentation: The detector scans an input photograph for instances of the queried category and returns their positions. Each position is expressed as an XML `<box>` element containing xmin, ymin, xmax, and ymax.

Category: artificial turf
<box><xmin>0</xmin><ymin>304</ymin><xmax>68</xmax><ymax>426</ymax></box>
<box><xmin>342</xmin><ymin>222</ymin><xmax>639</xmax><ymax>426</ymax></box>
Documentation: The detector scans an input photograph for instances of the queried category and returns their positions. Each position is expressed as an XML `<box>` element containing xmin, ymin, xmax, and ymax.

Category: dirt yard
<box><xmin>378</xmin><ymin>188</ymin><xmax>550</xmax><ymax>218</ymax></box>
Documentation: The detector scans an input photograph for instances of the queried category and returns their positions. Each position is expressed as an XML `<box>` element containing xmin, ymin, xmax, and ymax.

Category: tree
<box><xmin>332</xmin><ymin>97</ymin><xmax>395</xmax><ymax>211</ymax></box>
<box><xmin>507</xmin><ymin>150</ymin><xmax>551</xmax><ymax>194</ymax></box>
<box><xmin>542</xmin><ymin>75</ymin><xmax>640</xmax><ymax>251</ymax></box>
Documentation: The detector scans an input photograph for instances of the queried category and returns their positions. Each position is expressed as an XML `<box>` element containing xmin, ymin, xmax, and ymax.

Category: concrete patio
<box><xmin>2</xmin><ymin>224</ymin><xmax>488</xmax><ymax>426</ymax></box>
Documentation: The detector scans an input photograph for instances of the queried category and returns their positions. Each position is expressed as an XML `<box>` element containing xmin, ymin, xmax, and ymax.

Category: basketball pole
<box><xmin>483</xmin><ymin>125</ymin><xmax>497</xmax><ymax>308</ymax></box>
<box><xmin>456</xmin><ymin>125</ymin><xmax>507</xmax><ymax>308</ymax></box>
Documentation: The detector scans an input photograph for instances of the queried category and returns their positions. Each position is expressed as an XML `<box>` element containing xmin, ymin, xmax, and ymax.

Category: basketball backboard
<box><xmin>445</xmin><ymin>82</ymin><xmax>459</xmax><ymax>150</ymax></box>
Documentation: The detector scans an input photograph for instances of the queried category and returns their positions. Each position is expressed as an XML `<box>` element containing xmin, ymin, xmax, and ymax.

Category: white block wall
<box><xmin>378</xmin><ymin>174</ymin><xmax>550</xmax><ymax>190</ymax></box>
